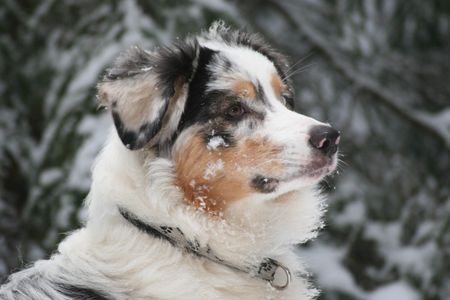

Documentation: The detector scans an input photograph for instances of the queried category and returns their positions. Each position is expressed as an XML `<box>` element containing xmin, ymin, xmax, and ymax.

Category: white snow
<box><xmin>67</xmin><ymin>113</ymin><xmax>111</xmax><ymax>189</ymax></box>
<box><xmin>333</xmin><ymin>200</ymin><xmax>366</xmax><ymax>226</ymax></box>
<box><xmin>367</xmin><ymin>281</ymin><xmax>420</xmax><ymax>300</ymax></box>
<box><xmin>414</xmin><ymin>108</ymin><xmax>450</xmax><ymax>147</ymax></box>
<box><xmin>55</xmin><ymin>195</ymin><xmax>75</xmax><ymax>228</ymax></box>
<box><xmin>189</xmin><ymin>179</ymin><xmax>197</xmax><ymax>188</ymax></box>
<box><xmin>365</xmin><ymin>222</ymin><xmax>437</xmax><ymax>280</ymax></box>
<box><xmin>207</xmin><ymin>136</ymin><xmax>228</xmax><ymax>150</ymax></box>
<box><xmin>40</xmin><ymin>168</ymin><xmax>63</xmax><ymax>185</ymax></box>
<box><xmin>141</xmin><ymin>66</ymin><xmax>153</xmax><ymax>72</ymax></box>
<box><xmin>302</xmin><ymin>243</ymin><xmax>422</xmax><ymax>300</ymax></box>
<box><xmin>203</xmin><ymin>159</ymin><xmax>224</xmax><ymax>180</ymax></box>
<box><xmin>299</xmin><ymin>245</ymin><xmax>366</xmax><ymax>298</ymax></box>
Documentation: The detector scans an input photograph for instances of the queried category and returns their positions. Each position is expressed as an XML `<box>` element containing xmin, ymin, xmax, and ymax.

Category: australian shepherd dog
<box><xmin>1</xmin><ymin>22</ymin><xmax>340</xmax><ymax>299</ymax></box>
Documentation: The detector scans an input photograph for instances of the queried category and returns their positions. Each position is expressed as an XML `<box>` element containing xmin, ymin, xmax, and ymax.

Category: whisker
<box><xmin>283</xmin><ymin>52</ymin><xmax>314</xmax><ymax>77</ymax></box>
<box><xmin>280</xmin><ymin>158</ymin><xmax>303</xmax><ymax>163</ymax></box>
<box><xmin>321</xmin><ymin>177</ymin><xmax>332</xmax><ymax>189</ymax></box>
<box><xmin>337</xmin><ymin>158</ymin><xmax>348</xmax><ymax>167</ymax></box>
<box><xmin>283</xmin><ymin>63</ymin><xmax>317</xmax><ymax>81</ymax></box>
<box><xmin>282</xmin><ymin>163</ymin><xmax>305</xmax><ymax>168</ymax></box>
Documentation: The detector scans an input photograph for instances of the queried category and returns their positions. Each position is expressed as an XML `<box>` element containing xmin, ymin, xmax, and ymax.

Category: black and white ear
<box><xmin>97</xmin><ymin>40</ymin><xmax>199</xmax><ymax>150</ymax></box>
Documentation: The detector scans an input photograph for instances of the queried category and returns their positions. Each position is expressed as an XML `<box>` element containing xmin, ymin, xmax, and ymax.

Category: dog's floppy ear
<box><xmin>97</xmin><ymin>40</ymin><xmax>199</xmax><ymax>150</ymax></box>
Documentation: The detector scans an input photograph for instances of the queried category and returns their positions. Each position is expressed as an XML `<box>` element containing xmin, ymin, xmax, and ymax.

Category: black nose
<box><xmin>309</xmin><ymin>125</ymin><xmax>340</xmax><ymax>156</ymax></box>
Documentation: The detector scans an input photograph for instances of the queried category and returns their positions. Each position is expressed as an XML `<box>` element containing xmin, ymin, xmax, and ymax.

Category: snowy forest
<box><xmin>0</xmin><ymin>1</ymin><xmax>449</xmax><ymax>299</ymax></box>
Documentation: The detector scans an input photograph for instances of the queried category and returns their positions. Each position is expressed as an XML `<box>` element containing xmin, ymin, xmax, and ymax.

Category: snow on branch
<box><xmin>269</xmin><ymin>0</ymin><xmax>450</xmax><ymax>148</ymax></box>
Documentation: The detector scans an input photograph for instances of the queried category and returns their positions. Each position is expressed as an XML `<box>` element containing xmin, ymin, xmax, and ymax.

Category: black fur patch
<box><xmin>254</xmin><ymin>81</ymin><xmax>271</xmax><ymax>107</ymax></box>
<box><xmin>178</xmin><ymin>46</ymin><xmax>217</xmax><ymax>130</ymax></box>
<box><xmin>56</xmin><ymin>283</ymin><xmax>110</xmax><ymax>300</ymax></box>
<box><xmin>112</xmin><ymin>105</ymin><xmax>167</xmax><ymax>150</ymax></box>
<box><xmin>153</xmin><ymin>39</ymin><xmax>199</xmax><ymax>99</ymax></box>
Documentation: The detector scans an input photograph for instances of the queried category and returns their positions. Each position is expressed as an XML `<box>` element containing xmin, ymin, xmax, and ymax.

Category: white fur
<box><xmin>1</xmin><ymin>130</ymin><xmax>325</xmax><ymax>299</ymax></box>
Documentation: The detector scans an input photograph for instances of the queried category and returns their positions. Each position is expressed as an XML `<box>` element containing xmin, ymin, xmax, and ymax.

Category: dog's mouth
<box><xmin>252</xmin><ymin>155</ymin><xmax>338</xmax><ymax>193</ymax></box>
<box><xmin>301</xmin><ymin>155</ymin><xmax>338</xmax><ymax>179</ymax></box>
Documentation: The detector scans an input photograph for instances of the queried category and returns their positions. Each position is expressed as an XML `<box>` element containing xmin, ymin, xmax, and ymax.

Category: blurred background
<box><xmin>1</xmin><ymin>1</ymin><xmax>449</xmax><ymax>299</ymax></box>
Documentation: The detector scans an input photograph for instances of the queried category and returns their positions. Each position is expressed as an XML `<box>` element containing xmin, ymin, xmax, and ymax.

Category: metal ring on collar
<box><xmin>269</xmin><ymin>263</ymin><xmax>291</xmax><ymax>290</ymax></box>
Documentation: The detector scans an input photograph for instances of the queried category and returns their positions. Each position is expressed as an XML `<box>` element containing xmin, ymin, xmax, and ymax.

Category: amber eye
<box><xmin>226</xmin><ymin>104</ymin><xmax>245</xmax><ymax>119</ymax></box>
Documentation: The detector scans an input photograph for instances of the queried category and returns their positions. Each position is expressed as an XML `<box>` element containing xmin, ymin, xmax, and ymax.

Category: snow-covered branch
<box><xmin>269</xmin><ymin>0</ymin><xmax>450</xmax><ymax>148</ymax></box>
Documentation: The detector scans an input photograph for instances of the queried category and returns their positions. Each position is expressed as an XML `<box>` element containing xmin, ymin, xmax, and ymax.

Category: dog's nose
<box><xmin>309</xmin><ymin>125</ymin><xmax>340</xmax><ymax>156</ymax></box>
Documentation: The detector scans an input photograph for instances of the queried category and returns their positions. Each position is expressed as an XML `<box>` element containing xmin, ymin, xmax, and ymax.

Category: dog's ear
<box><xmin>97</xmin><ymin>40</ymin><xmax>199</xmax><ymax>150</ymax></box>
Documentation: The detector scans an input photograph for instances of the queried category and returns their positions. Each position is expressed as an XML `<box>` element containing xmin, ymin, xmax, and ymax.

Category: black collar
<box><xmin>118</xmin><ymin>207</ymin><xmax>291</xmax><ymax>290</ymax></box>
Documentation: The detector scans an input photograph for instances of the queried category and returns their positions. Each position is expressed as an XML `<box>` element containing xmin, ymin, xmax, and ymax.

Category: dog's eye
<box><xmin>226</xmin><ymin>104</ymin><xmax>245</xmax><ymax>119</ymax></box>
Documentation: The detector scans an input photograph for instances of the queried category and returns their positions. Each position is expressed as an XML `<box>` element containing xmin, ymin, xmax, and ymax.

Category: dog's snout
<box><xmin>309</xmin><ymin>125</ymin><xmax>340</xmax><ymax>156</ymax></box>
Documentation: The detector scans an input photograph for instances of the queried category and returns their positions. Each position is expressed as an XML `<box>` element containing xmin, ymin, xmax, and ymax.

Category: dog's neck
<box><xmin>117</xmin><ymin>205</ymin><xmax>293</xmax><ymax>288</ymax></box>
<box><xmin>85</xmin><ymin>132</ymin><xmax>324</xmax><ymax>279</ymax></box>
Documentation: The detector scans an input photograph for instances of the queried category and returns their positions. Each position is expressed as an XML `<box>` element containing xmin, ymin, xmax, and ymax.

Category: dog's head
<box><xmin>97</xmin><ymin>23</ymin><xmax>340</xmax><ymax>213</ymax></box>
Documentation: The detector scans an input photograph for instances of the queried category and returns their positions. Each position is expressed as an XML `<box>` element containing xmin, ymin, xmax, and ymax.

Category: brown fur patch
<box><xmin>173</xmin><ymin>132</ymin><xmax>284</xmax><ymax>213</ymax></box>
<box><xmin>232</xmin><ymin>80</ymin><xmax>256</xmax><ymax>98</ymax></box>
<box><xmin>271</xmin><ymin>73</ymin><xmax>285</xmax><ymax>97</ymax></box>
<box><xmin>171</xmin><ymin>77</ymin><xmax>184</xmax><ymax>102</ymax></box>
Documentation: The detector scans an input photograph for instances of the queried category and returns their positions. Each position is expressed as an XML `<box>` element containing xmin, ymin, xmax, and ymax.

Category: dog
<box><xmin>0</xmin><ymin>22</ymin><xmax>340</xmax><ymax>299</ymax></box>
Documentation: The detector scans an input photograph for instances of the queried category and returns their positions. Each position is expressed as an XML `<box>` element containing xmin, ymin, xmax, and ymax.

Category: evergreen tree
<box><xmin>1</xmin><ymin>1</ymin><xmax>448</xmax><ymax>299</ymax></box>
